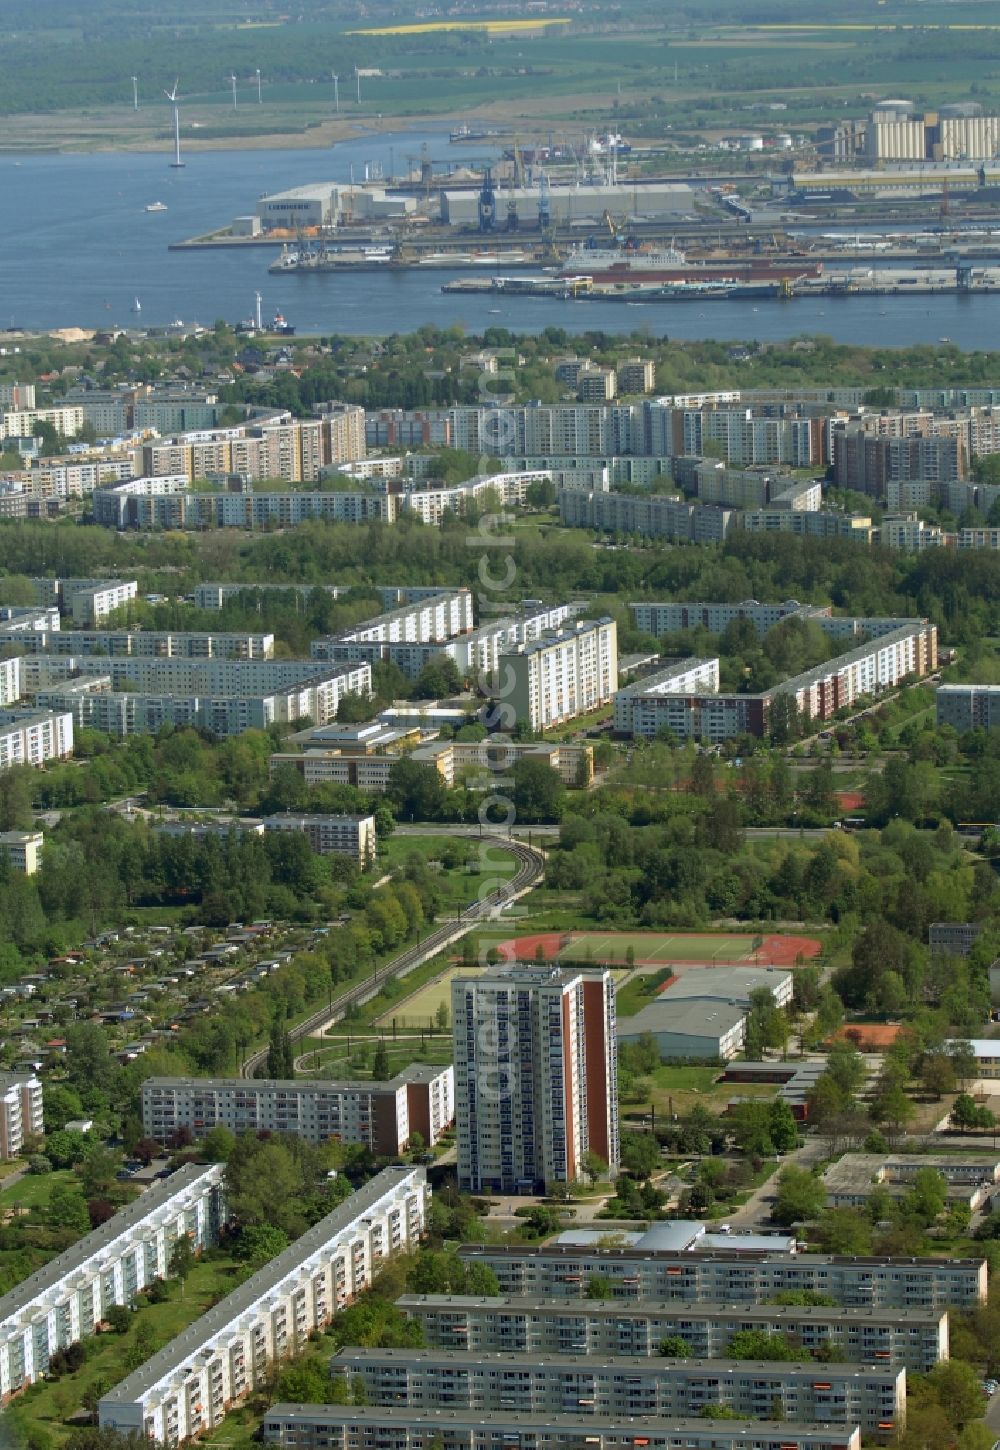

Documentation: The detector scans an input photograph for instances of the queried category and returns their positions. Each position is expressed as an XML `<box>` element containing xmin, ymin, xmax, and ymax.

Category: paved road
<box><xmin>983</xmin><ymin>1389</ymin><xmax>1000</xmax><ymax>1434</ymax></box>
<box><xmin>725</xmin><ymin>1139</ymin><xmax>830</xmax><ymax>1231</ymax></box>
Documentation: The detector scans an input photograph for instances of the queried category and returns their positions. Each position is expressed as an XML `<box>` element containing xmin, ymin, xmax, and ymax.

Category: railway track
<box><xmin>240</xmin><ymin>835</ymin><xmax>544</xmax><ymax>1077</ymax></box>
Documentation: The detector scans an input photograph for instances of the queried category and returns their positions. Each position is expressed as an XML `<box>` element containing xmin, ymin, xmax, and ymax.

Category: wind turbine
<box><xmin>131</xmin><ymin>75</ymin><xmax>139</xmax><ymax>111</ymax></box>
<box><xmin>165</xmin><ymin>80</ymin><xmax>184</xmax><ymax>168</ymax></box>
<box><xmin>355</xmin><ymin>65</ymin><xmax>361</xmax><ymax>104</ymax></box>
<box><xmin>230</xmin><ymin>73</ymin><xmax>238</xmax><ymax>111</ymax></box>
<box><xmin>256</xmin><ymin>68</ymin><xmax>262</xmax><ymax>104</ymax></box>
<box><xmin>332</xmin><ymin>73</ymin><xmax>340</xmax><ymax>114</ymax></box>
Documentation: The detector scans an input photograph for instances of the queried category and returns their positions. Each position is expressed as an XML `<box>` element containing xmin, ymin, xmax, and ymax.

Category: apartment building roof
<box><xmin>455</xmin><ymin>1243</ymin><xmax>983</xmax><ymax>1272</ymax></box>
<box><xmin>105</xmin><ymin>1166</ymin><xmax>423</xmax><ymax>1403</ymax></box>
<box><xmin>266</xmin><ymin>1405</ymin><xmax>858</xmax><ymax>1439</ymax></box>
<box><xmin>142</xmin><ymin>1065</ymin><xmax>441</xmax><ymax>1095</ymax></box>
<box><xmin>772</xmin><ymin>620</ymin><xmax>930</xmax><ymax>699</ymax></box>
<box><xmin>506</xmin><ymin>617</ymin><xmax>614</xmax><ymax>657</ymax></box>
<box><xmin>330</xmin><ymin>1346</ymin><xmax>901</xmax><ymax>1378</ymax></box>
<box><xmin>396</xmin><ymin>1293</ymin><xmax>945</xmax><ymax>1323</ymax></box>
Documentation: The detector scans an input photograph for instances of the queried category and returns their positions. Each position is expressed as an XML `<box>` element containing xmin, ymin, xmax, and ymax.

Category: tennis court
<box><xmin>499</xmin><ymin>930</ymin><xmax>821</xmax><ymax>969</ymax></box>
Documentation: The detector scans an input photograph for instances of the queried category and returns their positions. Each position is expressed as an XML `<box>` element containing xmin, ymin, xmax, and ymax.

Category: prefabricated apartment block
<box><xmin>396</xmin><ymin>1295</ymin><xmax>948</xmax><ymax>1373</ymax></box>
<box><xmin>99</xmin><ymin>1167</ymin><xmax>428</xmax><ymax>1445</ymax></box>
<box><xmin>0</xmin><ymin>1163</ymin><xmax>225</xmax><ymax>1403</ymax></box>
<box><xmin>262</xmin><ymin>1405</ymin><xmax>862</xmax><ymax>1450</ymax></box>
<box><xmin>142</xmin><ymin>1067</ymin><xmax>455</xmax><ymax>1156</ymax></box>
<box><xmin>331</xmin><ymin>1346</ymin><xmax>905</xmax><ymax>1434</ymax></box>
<box><xmin>455</xmin><ymin>1243</ymin><xmax>987</xmax><ymax>1310</ymax></box>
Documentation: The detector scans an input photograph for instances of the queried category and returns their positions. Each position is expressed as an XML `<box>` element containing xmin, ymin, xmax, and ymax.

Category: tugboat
<box><xmin>271</xmin><ymin>311</ymin><xmax>295</xmax><ymax>336</ymax></box>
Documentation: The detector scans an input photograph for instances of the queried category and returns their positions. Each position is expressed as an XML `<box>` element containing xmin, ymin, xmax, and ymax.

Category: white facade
<box><xmin>613</xmin><ymin>657</ymin><xmax>721</xmax><ymax>737</ymax></box>
<box><xmin>31</xmin><ymin>660</ymin><xmax>370</xmax><ymax>739</ymax></box>
<box><xmin>0</xmin><ymin>830</ymin><xmax>43</xmax><ymax>875</ymax></box>
<box><xmin>0</xmin><ymin>710</ymin><xmax>74</xmax><ymax>768</ymax></box>
<box><xmin>452</xmin><ymin>965</ymin><xmax>619</xmax><ymax>1194</ymax></box>
<box><xmin>397</xmin><ymin>471</ymin><xmax>551</xmax><ymax>526</ymax></box>
<box><xmin>68</xmin><ymin>580</ymin><xmax>138</xmax><ymax>624</ymax></box>
<box><xmin>0</xmin><ymin>656</ymin><xmax>21</xmax><ymax>708</ymax></box>
<box><xmin>0</xmin><ymin>1163</ymin><xmax>224</xmax><ymax>1403</ymax></box>
<box><xmin>880</xmin><ymin>514</ymin><xmax>948</xmax><ymax>551</ymax></box>
<box><xmin>502</xmin><ymin>618</ymin><xmax>618</xmax><ymax>730</ymax></box>
<box><xmin>0</xmin><ymin>1073</ymin><xmax>43</xmax><ymax>1160</ymax></box>
<box><xmin>99</xmin><ymin>1167</ymin><xmax>428</xmax><ymax>1446</ymax></box>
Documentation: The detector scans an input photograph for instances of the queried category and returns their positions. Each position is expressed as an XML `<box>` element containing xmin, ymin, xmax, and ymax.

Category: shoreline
<box><xmin>0</xmin><ymin>113</ymin><xmax>448</xmax><ymax>157</ymax></box>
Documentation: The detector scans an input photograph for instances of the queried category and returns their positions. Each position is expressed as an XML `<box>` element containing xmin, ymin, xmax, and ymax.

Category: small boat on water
<box><xmin>145</xmin><ymin>201</ymin><xmax>168</xmax><ymax>213</ymax></box>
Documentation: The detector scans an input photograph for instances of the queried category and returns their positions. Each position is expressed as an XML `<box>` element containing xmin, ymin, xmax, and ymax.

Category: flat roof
<box><xmin>501</xmin><ymin>617</ymin><xmax>613</xmax><ymax>657</ymax></box>
<box><xmin>396</xmin><ymin>1293</ymin><xmax>945</xmax><ymax>1324</ymax></box>
<box><xmin>456</xmin><ymin>1242</ymin><xmax>983</xmax><ymax>1271</ymax></box>
<box><xmin>0</xmin><ymin>1163</ymin><xmax>220</xmax><ymax>1332</ymax></box>
<box><xmin>619</xmin><ymin>998</ymin><xmax>746</xmax><ymax>1041</ymax></box>
<box><xmin>616</xmin><ymin>657</ymin><xmax>719</xmax><ymax>702</ymax></box>
<box><xmin>142</xmin><ymin>1065</ymin><xmax>441</xmax><ymax>1094</ymax></box>
<box><xmin>265</xmin><ymin>1405</ymin><xmax>852</xmax><ymax>1438</ymax></box>
<box><xmin>662</xmin><ymin>966</ymin><xmax>793</xmax><ymax>1004</ymax></box>
<box><xmin>102</xmin><ymin>1167</ymin><xmax>423</xmax><ymax>1405</ymax></box>
<box><xmin>330</xmin><ymin>1346</ymin><xmax>901</xmax><ymax>1380</ymax></box>
<box><xmin>823</xmin><ymin>1154</ymin><xmax>1000</xmax><ymax>1191</ymax></box>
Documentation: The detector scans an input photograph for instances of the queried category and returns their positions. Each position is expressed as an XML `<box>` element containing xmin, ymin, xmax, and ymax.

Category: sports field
<box><xmin>373</xmin><ymin>964</ymin><xmax>484</xmax><ymax>1028</ymax></box>
<box><xmin>498</xmin><ymin>930</ymin><xmax>821</xmax><ymax>969</ymax></box>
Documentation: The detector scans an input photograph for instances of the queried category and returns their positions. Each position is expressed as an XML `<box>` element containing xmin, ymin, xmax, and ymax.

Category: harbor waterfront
<box><xmin>4</xmin><ymin>140</ymin><xmax>1000</xmax><ymax>344</ymax></box>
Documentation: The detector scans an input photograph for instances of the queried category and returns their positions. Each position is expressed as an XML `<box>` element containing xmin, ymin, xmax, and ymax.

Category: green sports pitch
<box><xmin>503</xmin><ymin>930</ymin><xmax>820</xmax><ymax>968</ymax></box>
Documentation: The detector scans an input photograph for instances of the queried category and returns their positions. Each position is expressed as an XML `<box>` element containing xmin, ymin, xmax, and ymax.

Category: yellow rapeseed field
<box><xmin>347</xmin><ymin>18</ymin><xmax>571</xmax><ymax>35</ymax></box>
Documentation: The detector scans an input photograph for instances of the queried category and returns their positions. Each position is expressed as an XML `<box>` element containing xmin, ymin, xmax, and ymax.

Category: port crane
<box><xmin>478</xmin><ymin>166</ymin><xmax>497</xmax><ymax>232</ymax></box>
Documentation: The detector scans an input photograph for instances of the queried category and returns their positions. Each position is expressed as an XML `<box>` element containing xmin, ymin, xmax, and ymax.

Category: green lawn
<box><xmin>622</xmin><ymin>1063</ymin><xmax>777</xmax><ymax>1121</ymax></box>
<box><xmin>378</xmin><ymin>835</ymin><xmax>519</xmax><ymax>911</ymax></box>
<box><xmin>616</xmin><ymin>967</ymin><xmax>675</xmax><ymax>1019</ymax></box>
<box><xmin>0</xmin><ymin>1169</ymin><xmax>79</xmax><ymax>1212</ymax></box>
<box><xmin>7</xmin><ymin>1250</ymin><xmax>244</xmax><ymax>1445</ymax></box>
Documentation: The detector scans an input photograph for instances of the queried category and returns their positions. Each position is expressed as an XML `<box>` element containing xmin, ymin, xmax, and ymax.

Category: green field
<box><xmin>0</xmin><ymin>1169</ymin><xmax>80</xmax><ymax>1213</ymax></box>
<box><xmin>565</xmin><ymin>930</ymin><xmax>764</xmax><ymax>964</ymax></box>
<box><xmin>500</xmin><ymin>928</ymin><xmax>820</xmax><ymax>970</ymax></box>
<box><xmin>374</xmin><ymin>963</ymin><xmax>483</xmax><ymax>1029</ymax></box>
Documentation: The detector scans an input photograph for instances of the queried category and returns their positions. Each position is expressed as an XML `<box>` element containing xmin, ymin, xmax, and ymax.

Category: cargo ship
<box><xmin>557</xmin><ymin>240</ymin><xmax>822</xmax><ymax>285</ymax></box>
<box><xmin>269</xmin><ymin>244</ymin><xmax>542</xmax><ymax>274</ymax></box>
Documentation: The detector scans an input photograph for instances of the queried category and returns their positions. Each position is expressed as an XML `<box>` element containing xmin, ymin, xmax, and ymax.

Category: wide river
<box><xmin>4</xmin><ymin>130</ymin><xmax>1000</xmax><ymax>347</ymax></box>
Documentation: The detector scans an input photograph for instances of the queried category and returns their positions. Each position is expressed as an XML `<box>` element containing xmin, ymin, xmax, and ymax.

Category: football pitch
<box><xmin>501</xmin><ymin>930</ymin><xmax>821</xmax><ymax>968</ymax></box>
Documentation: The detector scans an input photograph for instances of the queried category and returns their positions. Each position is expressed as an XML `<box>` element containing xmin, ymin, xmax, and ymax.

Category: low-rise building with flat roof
<box><xmin>617</xmin><ymin>966</ymin><xmax>793</xmax><ymax>1062</ymax></box>
<box><xmin>822</xmin><ymin>1153</ymin><xmax>1000</xmax><ymax>1211</ymax></box>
